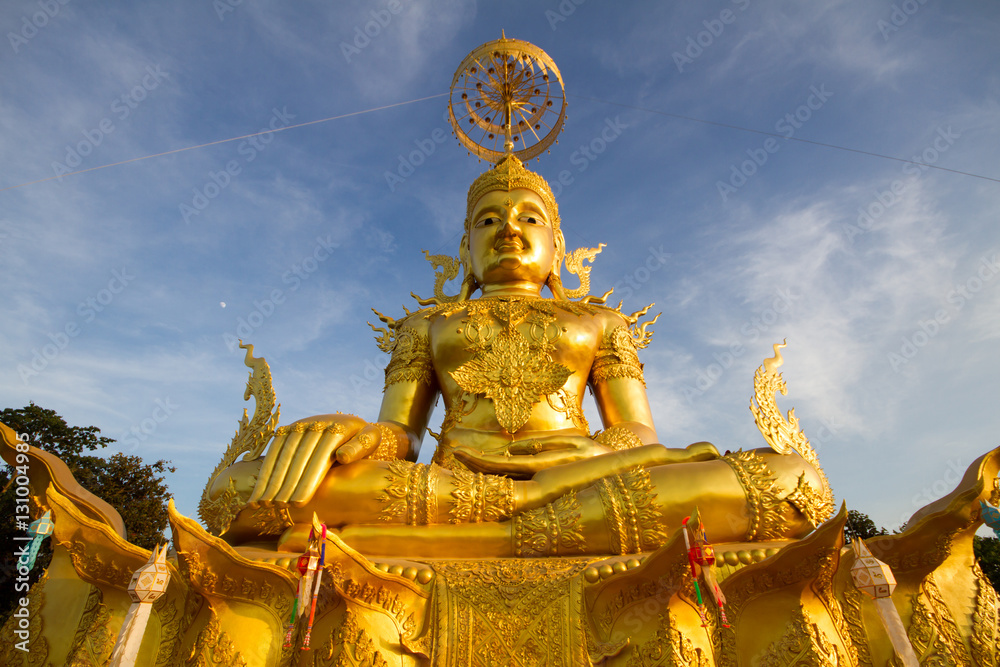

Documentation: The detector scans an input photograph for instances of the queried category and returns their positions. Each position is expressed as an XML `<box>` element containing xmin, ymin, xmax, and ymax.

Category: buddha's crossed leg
<box><xmin>236</xmin><ymin>445</ymin><xmax>822</xmax><ymax>557</ymax></box>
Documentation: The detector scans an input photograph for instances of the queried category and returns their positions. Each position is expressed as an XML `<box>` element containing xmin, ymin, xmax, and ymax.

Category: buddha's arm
<box><xmin>591</xmin><ymin>376</ymin><xmax>657</xmax><ymax>446</ymax></box>
<box><xmin>376</xmin><ymin>372</ymin><xmax>438</xmax><ymax>462</ymax></box>
<box><xmin>589</xmin><ymin>326</ymin><xmax>717</xmax><ymax>462</ymax></box>
<box><xmin>375</xmin><ymin>313</ymin><xmax>439</xmax><ymax>461</ymax></box>
<box><xmin>588</xmin><ymin>312</ymin><xmax>659</xmax><ymax>447</ymax></box>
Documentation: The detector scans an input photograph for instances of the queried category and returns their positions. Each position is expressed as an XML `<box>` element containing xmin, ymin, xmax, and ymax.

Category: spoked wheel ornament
<box><xmin>448</xmin><ymin>33</ymin><xmax>567</xmax><ymax>162</ymax></box>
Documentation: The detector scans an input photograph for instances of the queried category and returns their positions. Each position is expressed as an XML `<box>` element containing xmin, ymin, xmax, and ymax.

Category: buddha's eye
<box><xmin>519</xmin><ymin>215</ymin><xmax>542</xmax><ymax>225</ymax></box>
<box><xmin>477</xmin><ymin>216</ymin><xmax>501</xmax><ymax>227</ymax></box>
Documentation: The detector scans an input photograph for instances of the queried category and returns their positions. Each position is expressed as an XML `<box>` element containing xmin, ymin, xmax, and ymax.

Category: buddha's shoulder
<box><xmin>582</xmin><ymin>302</ymin><xmax>633</xmax><ymax>327</ymax></box>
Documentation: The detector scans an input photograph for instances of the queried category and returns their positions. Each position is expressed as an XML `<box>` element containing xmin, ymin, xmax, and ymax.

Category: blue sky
<box><xmin>2</xmin><ymin>0</ymin><xmax>998</xmax><ymax>533</ymax></box>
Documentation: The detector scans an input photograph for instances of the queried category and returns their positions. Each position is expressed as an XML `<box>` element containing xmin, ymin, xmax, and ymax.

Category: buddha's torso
<box><xmin>414</xmin><ymin>296</ymin><xmax>612</xmax><ymax>464</ymax></box>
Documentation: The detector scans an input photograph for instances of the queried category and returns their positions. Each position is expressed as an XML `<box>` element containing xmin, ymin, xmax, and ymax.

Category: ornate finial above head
<box><xmin>448</xmin><ymin>36</ymin><xmax>566</xmax><ymax>165</ymax></box>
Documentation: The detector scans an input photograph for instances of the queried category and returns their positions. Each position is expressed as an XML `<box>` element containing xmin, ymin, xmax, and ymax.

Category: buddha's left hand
<box><xmin>453</xmin><ymin>435</ymin><xmax>611</xmax><ymax>476</ymax></box>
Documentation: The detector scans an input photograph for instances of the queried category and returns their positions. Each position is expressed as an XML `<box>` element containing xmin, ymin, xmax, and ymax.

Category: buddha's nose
<box><xmin>499</xmin><ymin>215</ymin><xmax>520</xmax><ymax>235</ymax></box>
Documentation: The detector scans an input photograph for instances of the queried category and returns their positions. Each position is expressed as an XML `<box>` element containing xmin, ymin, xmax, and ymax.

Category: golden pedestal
<box><xmin>3</xmin><ymin>418</ymin><xmax>998</xmax><ymax>666</ymax></box>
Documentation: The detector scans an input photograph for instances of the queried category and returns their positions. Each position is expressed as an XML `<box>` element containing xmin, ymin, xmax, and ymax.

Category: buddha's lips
<box><xmin>495</xmin><ymin>239</ymin><xmax>524</xmax><ymax>251</ymax></box>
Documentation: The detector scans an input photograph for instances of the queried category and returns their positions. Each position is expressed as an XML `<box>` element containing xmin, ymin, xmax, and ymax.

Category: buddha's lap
<box><xmin>286</xmin><ymin>448</ymin><xmax>819</xmax><ymax>542</ymax></box>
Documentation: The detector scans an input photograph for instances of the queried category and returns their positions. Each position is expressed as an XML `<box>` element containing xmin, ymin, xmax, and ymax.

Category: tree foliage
<box><xmin>0</xmin><ymin>404</ymin><xmax>174</xmax><ymax>623</ymax></box>
<box><xmin>2</xmin><ymin>402</ymin><xmax>114</xmax><ymax>463</ymax></box>
<box><xmin>845</xmin><ymin>509</ymin><xmax>888</xmax><ymax>540</ymax></box>
<box><xmin>975</xmin><ymin>535</ymin><xmax>1000</xmax><ymax>592</ymax></box>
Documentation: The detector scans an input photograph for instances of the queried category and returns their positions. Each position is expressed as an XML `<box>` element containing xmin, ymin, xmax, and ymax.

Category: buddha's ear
<box><xmin>459</xmin><ymin>232</ymin><xmax>471</xmax><ymax>270</ymax></box>
<box><xmin>551</xmin><ymin>228</ymin><xmax>566</xmax><ymax>278</ymax></box>
<box><xmin>457</xmin><ymin>233</ymin><xmax>479</xmax><ymax>299</ymax></box>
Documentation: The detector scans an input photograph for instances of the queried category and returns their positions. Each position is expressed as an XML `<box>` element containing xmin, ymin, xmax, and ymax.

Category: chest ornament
<box><xmin>448</xmin><ymin>297</ymin><xmax>576</xmax><ymax>434</ymax></box>
<box><xmin>450</xmin><ymin>326</ymin><xmax>571</xmax><ymax>434</ymax></box>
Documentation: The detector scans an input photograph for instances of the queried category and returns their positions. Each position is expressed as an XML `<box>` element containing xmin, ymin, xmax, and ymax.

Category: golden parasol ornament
<box><xmin>448</xmin><ymin>32</ymin><xmax>567</xmax><ymax>162</ymax></box>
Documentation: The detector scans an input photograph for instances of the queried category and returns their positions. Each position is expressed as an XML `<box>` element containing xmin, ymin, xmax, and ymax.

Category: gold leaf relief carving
<box><xmin>971</xmin><ymin>562</ymin><xmax>1000</xmax><ymax>667</ymax></box>
<box><xmin>246</xmin><ymin>505</ymin><xmax>290</xmax><ymax>538</ymax></box>
<box><xmin>594</xmin><ymin>425</ymin><xmax>645</xmax><ymax>452</ymax></box>
<box><xmin>902</xmin><ymin>573</ymin><xmax>974</xmax><ymax>666</ymax></box>
<box><xmin>313</xmin><ymin>609</ymin><xmax>389</xmax><ymax>667</ymax></box>
<box><xmin>625</xmin><ymin>609</ymin><xmax>710</xmax><ymax>667</ymax></box>
<box><xmin>377</xmin><ymin>459</ymin><xmax>411</xmax><ymax>522</ymax></box>
<box><xmin>809</xmin><ymin>551</ymin><xmax>859</xmax><ymax>667</ymax></box>
<box><xmin>718</xmin><ymin>548</ymin><xmax>837</xmax><ymax>665</ymax></box>
<box><xmin>441</xmin><ymin>296</ymin><xmax>595</xmax><ymax>434</ymax></box>
<box><xmin>514</xmin><ymin>492</ymin><xmax>586</xmax><ymax>557</ymax></box>
<box><xmin>785</xmin><ymin>474</ymin><xmax>833</xmax><ymax>531</ymax></box>
<box><xmin>596</xmin><ymin>466</ymin><xmax>666</xmax><ymax>555</ymax></box>
<box><xmin>200</xmin><ymin>342</ymin><xmax>280</xmax><ymax>535</ymax></box>
<box><xmin>377</xmin><ymin>460</ymin><xmax>439</xmax><ymax>524</ymax></box>
<box><xmin>451</xmin><ymin>325</ymin><xmax>572</xmax><ymax>434</ymax></box>
<box><xmin>325</xmin><ymin>564</ymin><xmax>418</xmax><ymax>638</ymax></box>
<box><xmin>750</xmin><ymin>344</ymin><xmax>835</xmax><ymax>528</ymax></box>
<box><xmin>65</xmin><ymin>585</ymin><xmax>115</xmax><ymax>667</ymax></box>
<box><xmin>594</xmin><ymin>561</ymin><xmax>686</xmax><ymax>636</ymax></box>
<box><xmin>432</xmin><ymin>559</ymin><xmax>590</xmax><ymax>667</ymax></box>
<box><xmin>67</xmin><ymin>540</ymin><xmax>134</xmax><ymax>588</ymax></box>
<box><xmin>753</xmin><ymin>605</ymin><xmax>842</xmax><ymax>667</ymax></box>
<box><xmin>0</xmin><ymin>574</ymin><xmax>49</xmax><ymax>666</ymax></box>
<box><xmin>449</xmin><ymin>467</ymin><xmax>516</xmax><ymax>523</ymax></box>
<box><xmin>546</xmin><ymin>387</ymin><xmax>591</xmax><ymax>432</ymax></box>
<box><xmin>384</xmin><ymin>327</ymin><xmax>435</xmax><ymax>387</ymax></box>
<box><xmin>415</xmin><ymin>295</ymin><xmax>600</xmax><ymax>322</ymax></box>
<box><xmin>591</xmin><ymin>324</ymin><xmax>645</xmax><ymax>385</ymax></box>
<box><xmin>722</xmin><ymin>450</ymin><xmax>797</xmax><ymax>541</ymax></box>
<box><xmin>154</xmin><ymin>597</ymin><xmax>184</xmax><ymax>667</ymax></box>
<box><xmin>840</xmin><ymin>586</ymin><xmax>874</xmax><ymax>667</ymax></box>
<box><xmin>185</xmin><ymin>608</ymin><xmax>248</xmax><ymax>666</ymax></box>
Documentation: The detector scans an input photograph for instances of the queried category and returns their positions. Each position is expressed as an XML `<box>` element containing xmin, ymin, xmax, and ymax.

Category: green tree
<box><xmin>846</xmin><ymin>509</ymin><xmax>888</xmax><ymax>540</ymax></box>
<box><xmin>974</xmin><ymin>535</ymin><xmax>1000</xmax><ymax>592</ymax></box>
<box><xmin>0</xmin><ymin>404</ymin><xmax>174</xmax><ymax>623</ymax></box>
<box><xmin>2</xmin><ymin>402</ymin><xmax>115</xmax><ymax>463</ymax></box>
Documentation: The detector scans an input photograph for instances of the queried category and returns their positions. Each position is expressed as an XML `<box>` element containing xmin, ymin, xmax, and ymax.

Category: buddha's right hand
<box><xmin>247</xmin><ymin>414</ymin><xmax>403</xmax><ymax>507</ymax></box>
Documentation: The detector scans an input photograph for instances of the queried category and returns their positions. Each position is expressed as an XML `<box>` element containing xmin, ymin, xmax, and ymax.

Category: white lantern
<box><xmin>127</xmin><ymin>543</ymin><xmax>171</xmax><ymax>603</ymax></box>
<box><xmin>850</xmin><ymin>538</ymin><xmax>896</xmax><ymax>599</ymax></box>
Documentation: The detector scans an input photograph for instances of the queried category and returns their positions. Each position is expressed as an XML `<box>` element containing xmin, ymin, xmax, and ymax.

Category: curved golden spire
<box><xmin>750</xmin><ymin>341</ymin><xmax>835</xmax><ymax>527</ymax></box>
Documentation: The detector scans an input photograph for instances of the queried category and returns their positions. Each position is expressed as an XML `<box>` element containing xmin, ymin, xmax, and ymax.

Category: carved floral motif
<box><xmin>431</xmin><ymin>558</ymin><xmax>591</xmax><ymax>666</ymax></box>
<box><xmin>514</xmin><ymin>492</ymin><xmax>586</xmax><ymax>557</ymax></box>
<box><xmin>451</xmin><ymin>325</ymin><xmax>572</xmax><ymax>434</ymax></box>
<box><xmin>596</xmin><ymin>466</ymin><xmax>667</xmax><ymax>555</ymax></box>
<box><xmin>753</xmin><ymin>606</ymin><xmax>842</xmax><ymax>666</ymax></box>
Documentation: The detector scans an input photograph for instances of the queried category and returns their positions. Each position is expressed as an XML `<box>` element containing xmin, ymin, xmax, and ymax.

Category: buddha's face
<box><xmin>468</xmin><ymin>188</ymin><xmax>555</xmax><ymax>288</ymax></box>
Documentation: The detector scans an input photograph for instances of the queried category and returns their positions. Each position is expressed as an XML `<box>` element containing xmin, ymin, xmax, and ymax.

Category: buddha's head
<box><xmin>460</xmin><ymin>155</ymin><xmax>568</xmax><ymax>298</ymax></box>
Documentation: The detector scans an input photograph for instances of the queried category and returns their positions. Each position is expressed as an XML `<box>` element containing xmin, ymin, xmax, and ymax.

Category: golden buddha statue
<box><xmin>6</xmin><ymin>37</ymin><xmax>999</xmax><ymax>666</ymax></box>
<box><xmin>210</xmin><ymin>153</ymin><xmax>834</xmax><ymax>559</ymax></box>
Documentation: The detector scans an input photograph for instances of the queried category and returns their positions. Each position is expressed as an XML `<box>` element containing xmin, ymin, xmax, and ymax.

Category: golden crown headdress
<box><xmin>464</xmin><ymin>154</ymin><xmax>560</xmax><ymax>234</ymax></box>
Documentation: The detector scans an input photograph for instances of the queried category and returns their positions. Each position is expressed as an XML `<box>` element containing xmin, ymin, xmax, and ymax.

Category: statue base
<box><xmin>2</xmin><ymin>424</ymin><xmax>999</xmax><ymax>666</ymax></box>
